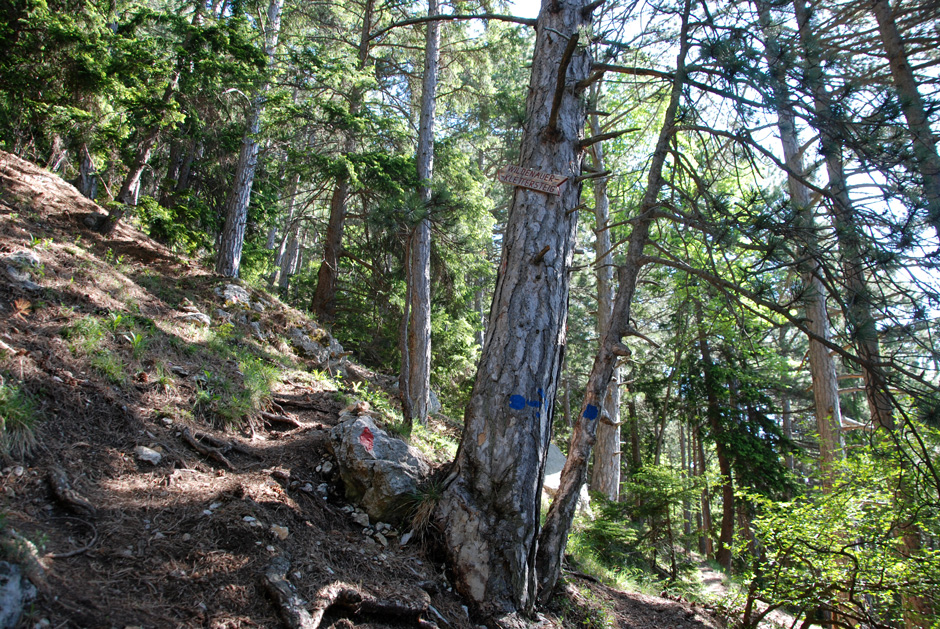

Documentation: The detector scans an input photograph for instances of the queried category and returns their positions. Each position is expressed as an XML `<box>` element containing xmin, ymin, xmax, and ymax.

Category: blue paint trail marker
<box><xmin>509</xmin><ymin>395</ymin><xmax>527</xmax><ymax>410</ymax></box>
<box><xmin>583</xmin><ymin>404</ymin><xmax>599</xmax><ymax>420</ymax></box>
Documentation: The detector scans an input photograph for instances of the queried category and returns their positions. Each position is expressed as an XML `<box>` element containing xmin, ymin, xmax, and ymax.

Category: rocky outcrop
<box><xmin>330</xmin><ymin>410</ymin><xmax>431</xmax><ymax>524</ymax></box>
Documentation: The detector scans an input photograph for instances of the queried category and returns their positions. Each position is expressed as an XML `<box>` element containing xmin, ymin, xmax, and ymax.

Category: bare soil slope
<box><xmin>0</xmin><ymin>150</ymin><xmax>721</xmax><ymax>629</ymax></box>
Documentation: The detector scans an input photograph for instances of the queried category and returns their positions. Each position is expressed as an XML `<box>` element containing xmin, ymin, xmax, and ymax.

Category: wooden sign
<box><xmin>497</xmin><ymin>165</ymin><xmax>568</xmax><ymax>195</ymax></box>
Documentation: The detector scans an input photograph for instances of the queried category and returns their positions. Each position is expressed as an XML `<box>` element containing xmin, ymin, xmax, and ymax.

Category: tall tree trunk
<box><xmin>587</xmin><ymin>89</ymin><xmax>621</xmax><ymax>501</ymax></box>
<box><xmin>79</xmin><ymin>144</ymin><xmax>97</xmax><ymax>199</ymax></box>
<box><xmin>216</xmin><ymin>0</ymin><xmax>283</xmax><ymax>277</ymax></box>
<box><xmin>680</xmin><ymin>424</ymin><xmax>692</xmax><ymax>551</ymax></box>
<box><xmin>694</xmin><ymin>300</ymin><xmax>733</xmax><ymax>571</ymax></box>
<box><xmin>696</xmin><ymin>424</ymin><xmax>714</xmax><ymax>557</ymax></box>
<box><xmin>433</xmin><ymin>0</ymin><xmax>593</xmax><ymax>616</ymax></box>
<box><xmin>114</xmin><ymin>72</ymin><xmax>180</xmax><ymax>214</ymax></box>
<box><xmin>311</xmin><ymin>0</ymin><xmax>374</xmax><ymax>322</ymax></box>
<box><xmin>536</xmin><ymin>0</ymin><xmax>692</xmax><ymax>603</ymax></box>
<box><xmin>400</xmin><ymin>0</ymin><xmax>440</xmax><ymax>429</ymax></box>
<box><xmin>270</xmin><ymin>173</ymin><xmax>300</xmax><ymax>289</ymax></box>
<box><xmin>871</xmin><ymin>0</ymin><xmax>940</xmax><ymax>242</ymax></box>
<box><xmin>764</xmin><ymin>0</ymin><xmax>844</xmax><ymax>482</ymax></box>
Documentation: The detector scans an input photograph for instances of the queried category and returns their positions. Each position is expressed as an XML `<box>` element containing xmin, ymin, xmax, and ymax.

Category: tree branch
<box><xmin>369</xmin><ymin>13</ymin><xmax>536</xmax><ymax>41</ymax></box>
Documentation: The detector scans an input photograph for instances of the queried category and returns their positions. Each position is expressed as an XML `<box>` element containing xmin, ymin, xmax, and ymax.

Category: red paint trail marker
<box><xmin>359</xmin><ymin>427</ymin><xmax>374</xmax><ymax>453</ymax></box>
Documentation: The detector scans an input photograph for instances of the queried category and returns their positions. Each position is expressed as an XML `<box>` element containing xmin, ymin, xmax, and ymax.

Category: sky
<box><xmin>509</xmin><ymin>0</ymin><xmax>540</xmax><ymax>19</ymax></box>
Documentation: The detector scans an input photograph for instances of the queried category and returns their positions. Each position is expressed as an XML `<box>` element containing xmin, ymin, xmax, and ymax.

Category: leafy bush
<box><xmin>739</xmin><ymin>430</ymin><xmax>940</xmax><ymax>629</ymax></box>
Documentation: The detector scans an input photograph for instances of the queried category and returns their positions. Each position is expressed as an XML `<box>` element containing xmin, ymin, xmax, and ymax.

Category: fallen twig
<box><xmin>45</xmin><ymin>516</ymin><xmax>98</xmax><ymax>559</ymax></box>
<box><xmin>181</xmin><ymin>428</ymin><xmax>234</xmax><ymax>469</ymax></box>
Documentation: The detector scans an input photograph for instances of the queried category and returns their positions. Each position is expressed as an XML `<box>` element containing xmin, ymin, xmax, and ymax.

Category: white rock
<box><xmin>271</xmin><ymin>525</ymin><xmax>289</xmax><ymax>540</ymax></box>
<box><xmin>400</xmin><ymin>531</ymin><xmax>413</xmax><ymax>546</ymax></box>
<box><xmin>320</xmin><ymin>461</ymin><xmax>333</xmax><ymax>474</ymax></box>
<box><xmin>134</xmin><ymin>446</ymin><xmax>162</xmax><ymax>465</ymax></box>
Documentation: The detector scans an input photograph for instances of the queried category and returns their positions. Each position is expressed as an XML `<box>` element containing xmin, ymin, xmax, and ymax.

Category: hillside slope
<box><xmin>0</xmin><ymin>150</ymin><xmax>721</xmax><ymax>629</ymax></box>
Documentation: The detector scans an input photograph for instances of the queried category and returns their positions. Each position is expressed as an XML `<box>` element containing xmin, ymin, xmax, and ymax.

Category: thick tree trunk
<box><xmin>311</xmin><ymin>0</ymin><xmax>374</xmax><ymax>322</ymax></box>
<box><xmin>871</xmin><ymin>0</ymin><xmax>940</xmax><ymax>242</ymax></box>
<box><xmin>536</xmin><ymin>1</ymin><xmax>692</xmax><ymax>603</ymax></box>
<box><xmin>400</xmin><ymin>0</ymin><xmax>440</xmax><ymax>428</ymax></box>
<box><xmin>433</xmin><ymin>0</ymin><xmax>592</xmax><ymax>616</ymax></box>
<box><xmin>216</xmin><ymin>0</ymin><xmax>283</xmax><ymax>277</ymax></box>
<box><xmin>587</xmin><ymin>96</ymin><xmax>621</xmax><ymax>501</ymax></box>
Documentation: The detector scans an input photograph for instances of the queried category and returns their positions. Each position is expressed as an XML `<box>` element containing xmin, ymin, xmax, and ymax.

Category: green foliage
<box><xmin>0</xmin><ymin>377</ymin><xmax>39</xmax><ymax>460</ymax></box>
<box><xmin>61</xmin><ymin>315</ymin><xmax>106</xmax><ymax>355</ymax></box>
<box><xmin>740</xmin><ymin>432</ymin><xmax>940</xmax><ymax>628</ymax></box>
<box><xmin>192</xmin><ymin>323</ymin><xmax>279</xmax><ymax>428</ymax></box>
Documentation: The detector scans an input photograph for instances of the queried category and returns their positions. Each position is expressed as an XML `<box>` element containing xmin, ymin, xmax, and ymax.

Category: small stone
<box><xmin>315</xmin><ymin>464</ymin><xmax>322</xmax><ymax>472</ymax></box>
<box><xmin>320</xmin><ymin>461</ymin><xmax>333</xmax><ymax>474</ymax></box>
<box><xmin>134</xmin><ymin>446</ymin><xmax>162</xmax><ymax>465</ymax></box>
<box><xmin>182</xmin><ymin>534</ymin><xmax>191</xmax><ymax>541</ymax></box>
<box><xmin>209</xmin><ymin>502</ymin><xmax>221</xmax><ymax>510</ymax></box>
<box><xmin>12</xmin><ymin>466</ymin><xmax>24</xmax><ymax>477</ymax></box>
<box><xmin>243</xmin><ymin>516</ymin><xmax>257</xmax><ymax>523</ymax></box>
<box><xmin>301</xmin><ymin>483</ymin><xmax>314</xmax><ymax>493</ymax></box>
<box><xmin>351</xmin><ymin>511</ymin><xmax>370</xmax><ymax>527</ymax></box>
<box><xmin>316</xmin><ymin>483</ymin><xmax>329</xmax><ymax>496</ymax></box>
<box><xmin>202</xmin><ymin>509</ymin><xmax>213</xmax><ymax>516</ymax></box>
<box><xmin>400</xmin><ymin>531</ymin><xmax>413</xmax><ymax>546</ymax></box>
<box><xmin>161</xmin><ymin>418</ymin><xmax>173</xmax><ymax>426</ymax></box>
<box><xmin>374</xmin><ymin>533</ymin><xmax>388</xmax><ymax>547</ymax></box>
<box><xmin>153</xmin><ymin>532</ymin><xmax>165</xmax><ymax>539</ymax></box>
<box><xmin>266</xmin><ymin>545</ymin><xmax>276</xmax><ymax>552</ymax></box>
<box><xmin>271</xmin><ymin>525</ymin><xmax>289</xmax><ymax>540</ymax></box>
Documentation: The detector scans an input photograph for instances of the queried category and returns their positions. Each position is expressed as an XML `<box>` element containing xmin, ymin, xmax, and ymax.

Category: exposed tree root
<box><xmin>46</xmin><ymin>467</ymin><xmax>96</xmax><ymax>517</ymax></box>
<box><xmin>181</xmin><ymin>428</ymin><xmax>234</xmax><ymax>469</ymax></box>
<box><xmin>263</xmin><ymin>557</ymin><xmax>433</xmax><ymax>629</ymax></box>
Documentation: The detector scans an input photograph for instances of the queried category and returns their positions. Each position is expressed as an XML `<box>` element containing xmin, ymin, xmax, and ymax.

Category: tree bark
<box><xmin>400</xmin><ymin>0</ymin><xmax>440</xmax><ymax>429</ymax></box>
<box><xmin>216</xmin><ymin>0</ymin><xmax>283</xmax><ymax>277</ymax></box>
<box><xmin>694</xmin><ymin>299</ymin><xmax>733</xmax><ymax>571</ymax></box>
<box><xmin>433</xmin><ymin>0</ymin><xmax>592</xmax><ymax>616</ymax></box>
<box><xmin>871</xmin><ymin>0</ymin><xmax>940</xmax><ymax>242</ymax></box>
<box><xmin>764</xmin><ymin>0</ymin><xmax>844</xmax><ymax>482</ymax></box>
<box><xmin>536</xmin><ymin>0</ymin><xmax>692</xmax><ymax>603</ymax></box>
<box><xmin>587</xmin><ymin>88</ymin><xmax>621</xmax><ymax>501</ymax></box>
<box><xmin>311</xmin><ymin>0</ymin><xmax>374</xmax><ymax>322</ymax></box>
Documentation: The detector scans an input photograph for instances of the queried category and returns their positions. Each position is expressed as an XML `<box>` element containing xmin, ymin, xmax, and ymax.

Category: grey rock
<box><xmin>330</xmin><ymin>415</ymin><xmax>431</xmax><ymax>524</ymax></box>
<box><xmin>5</xmin><ymin>250</ymin><xmax>41</xmax><ymax>269</ymax></box>
<box><xmin>250</xmin><ymin>301</ymin><xmax>265</xmax><ymax>313</ymax></box>
<box><xmin>178</xmin><ymin>312</ymin><xmax>211</xmax><ymax>326</ymax></box>
<box><xmin>289</xmin><ymin>328</ymin><xmax>329</xmax><ymax>365</ymax></box>
<box><xmin>351</xmin><ymin>511</ymin><xmax>371</xmax><ymax>527</ymax></box>
<box><xmin>134</xmin><ymin>446</ymin><xmax>162</xmax><ymax>465</ymax></box>
<box><xmin>0</xmin><ymin>562</ymin><xmax>36</xmax><ymax>629</ymax></box>
<box><xmin>216</xmin><ymin>283</ymin><xmax>251</xmax><ymax>306</ymax></box>
<box><xmin>5</xmin><ymin>266</ymin><xmax>29</xmax><ymax>283</ymax></box>
<box><xmin>428</xmin><ymin>389</ymin><xmax>442</xmax><ymax>415</ymax></box>
<box><xmin>249</xmin><ymin>321</ymin><xmax>266</xmax><ymax>341</ymax></box>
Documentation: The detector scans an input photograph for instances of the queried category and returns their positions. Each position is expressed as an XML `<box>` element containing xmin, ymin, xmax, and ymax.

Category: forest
<box><xmin>1</xmin><ymin>0</ymin><xmax>939</xmax><ymax>626</ymax></box>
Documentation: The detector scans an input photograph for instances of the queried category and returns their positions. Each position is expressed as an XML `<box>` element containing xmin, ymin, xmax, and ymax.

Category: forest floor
<box><xmin>0</xmin><ymin>149</ymin><xmax>727</xmax><ymax>628</ymax></box>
